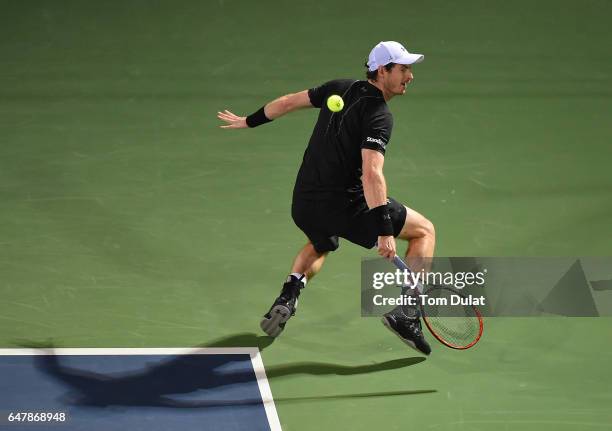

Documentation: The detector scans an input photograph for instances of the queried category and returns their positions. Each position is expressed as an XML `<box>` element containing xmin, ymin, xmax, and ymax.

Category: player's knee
<box><xmin>413</xmin><ymin>217</ymin><xmax>435</xmax><ymax>240</ymax></box>
<box><xmin>307</xmin><ymin>240</ymin><xmax>334</xmax><ymax>256</ymax></box>
<box><xmin>423</xmin><ymin>218</ymin><xmax>435</xmax><ymax>239</ymax></box>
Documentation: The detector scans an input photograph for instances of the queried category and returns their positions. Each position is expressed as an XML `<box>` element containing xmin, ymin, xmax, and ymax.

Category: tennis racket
<box><xmin>391</xmin><ymin>255</ymin><xmax>484</xmax><ymax>350</ymax></box>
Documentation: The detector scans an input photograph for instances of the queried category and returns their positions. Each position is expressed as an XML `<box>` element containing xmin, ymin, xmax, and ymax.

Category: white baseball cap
<box><xmin>367</xmin><ymin>41</ymin><xmax>424</xmax><ymax>71</ymax></box>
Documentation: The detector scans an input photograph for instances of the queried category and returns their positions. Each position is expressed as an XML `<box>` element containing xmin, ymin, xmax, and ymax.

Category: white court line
<box><xmin>250</xmin><ymin>350</ymin><xmax>282</xmax><ymax>431</ymax></box>
<box><xmin>0</xmin><ymin>347</ymin><xmax>282</xmax><ymax>431</ymax></box>
<box><xmin>0</xmin><ymin>347</ymin><xmax>257</xmax><ymax>356</ymax></box>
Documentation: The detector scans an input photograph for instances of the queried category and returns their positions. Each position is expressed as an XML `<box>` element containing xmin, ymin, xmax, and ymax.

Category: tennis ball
<box><xmin>327</xmin><ymin>95</ymin><xmax>344</xmax><ymax>112</ymax></box>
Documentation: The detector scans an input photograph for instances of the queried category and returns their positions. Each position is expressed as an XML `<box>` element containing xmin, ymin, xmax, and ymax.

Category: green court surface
<box><xmin>1</xmin><ymin>1</ymin><xmax>611</xmax><ymax>430</ymax></box>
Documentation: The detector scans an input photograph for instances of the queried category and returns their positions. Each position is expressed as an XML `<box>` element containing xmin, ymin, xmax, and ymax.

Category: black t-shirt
<box><xmin>293</xmin><ymin>79</ymin><xmax>393</xmax><ymax>200</ymax></box>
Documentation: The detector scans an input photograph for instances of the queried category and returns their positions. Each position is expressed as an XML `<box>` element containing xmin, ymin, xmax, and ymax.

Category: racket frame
<box><xmin>391</xmin><ymin>256</ymin><xmax>484</xmax><ymax>350</ymax></box>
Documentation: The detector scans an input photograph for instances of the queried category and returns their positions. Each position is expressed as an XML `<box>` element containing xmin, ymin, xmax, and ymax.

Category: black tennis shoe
<box><xmin>260</xmin><ymin>276</ymin><xmax>304</xmax><ymax>337</ymax></box>
<box><xmin>382</xmin><ymin>305</ymin><xmax>431</xmax><ymax>355</ymax></box>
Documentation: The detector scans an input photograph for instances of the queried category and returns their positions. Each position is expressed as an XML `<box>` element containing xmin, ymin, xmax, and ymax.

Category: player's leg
<box><xmin>338</xmin><ymin>197</ymin><xmax>434</xmax><ymax>354</ymax></box>
<box><xmin>290</xmin><ymin>241</ymin><xmax>328</xmax><ymax>280</ymax></box>
<box><xmin>382</xmin><ymin>202</ymin><xmax>435</xmax><ymax>354</ymax></box>
<box><xmin>260</xmin><ymin>241</ymin><xmax>332</xmax><ymax>337</ymax></box>
<box><xmin>261</xmin><ymin>198</ymin><xmax>339</xmax><ymax>337</ymax></box>
<box><xmin>396</xmin><ymin>205</ymin><xmax>436</xmax><ymax>274</ymax></box>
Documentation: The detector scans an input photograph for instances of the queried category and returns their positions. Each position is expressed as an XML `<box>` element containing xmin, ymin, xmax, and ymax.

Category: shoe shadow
<box><xmin>13</xmin><ymin>333</ymin><xmax>432</xmax><ymax>408</ymax></box>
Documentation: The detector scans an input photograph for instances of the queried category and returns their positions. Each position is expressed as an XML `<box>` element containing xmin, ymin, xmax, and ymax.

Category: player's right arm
<box><xmin>217</xmin><ymin>90</ymin><xmax>312</xmax><ymax>129</ymax></box>
<box><xmin>360</xmin><ymin>104</ymin><xmax>395</xmax><ymax>259</ymax></box>
<box><xmin>362</xmin><ymin>149</ymin><xmax>396</xmax><ymax>259</ymax></box>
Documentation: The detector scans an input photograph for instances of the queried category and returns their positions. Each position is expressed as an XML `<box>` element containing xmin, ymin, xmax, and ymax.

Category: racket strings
<box><xmin>424</xmin><ymin>316</ymin><xmax>480</xmax><ymax>344</ymax></box>
<box><xmin>420</xmin><ymin>286</ymin><xmax>482</xmax><ymax>348</ymax></box>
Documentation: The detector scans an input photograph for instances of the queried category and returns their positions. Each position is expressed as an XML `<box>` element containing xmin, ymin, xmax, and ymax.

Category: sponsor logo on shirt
<box><xmin>366</xmin><ymin>136</ymin><xmax>387</xmax><ymax>148</ymax></box>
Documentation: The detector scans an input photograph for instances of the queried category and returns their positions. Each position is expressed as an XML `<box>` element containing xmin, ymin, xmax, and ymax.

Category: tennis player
<box><xmin>217</xmin><ymin>41</ymin><xmax>435</xmax><ymax>355</ymax></box>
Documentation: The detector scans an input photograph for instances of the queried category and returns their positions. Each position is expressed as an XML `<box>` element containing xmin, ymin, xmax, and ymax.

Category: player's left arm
<box><xmin>217</xmin><ymin>90</ymin><xmax>312</xmax><ymax>129</ymax></box>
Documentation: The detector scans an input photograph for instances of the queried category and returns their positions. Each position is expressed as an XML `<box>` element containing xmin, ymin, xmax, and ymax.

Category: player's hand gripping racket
<box><xmin>391</xmin><ymin>255</ymin><xmax>484</xmax><ymax>350</ymax></box>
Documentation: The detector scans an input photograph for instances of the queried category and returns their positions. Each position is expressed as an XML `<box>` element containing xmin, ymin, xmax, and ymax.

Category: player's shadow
<box><xmin>17</xmin><ymin>333</ymin><xmax>432</xmax><ymax>408</ymax></box>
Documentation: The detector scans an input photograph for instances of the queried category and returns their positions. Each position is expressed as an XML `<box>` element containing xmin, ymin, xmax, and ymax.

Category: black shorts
<box><xmin>291</xmin><ymin>196</ymin><xmax>407</xmax><ymax>253</ymax></box>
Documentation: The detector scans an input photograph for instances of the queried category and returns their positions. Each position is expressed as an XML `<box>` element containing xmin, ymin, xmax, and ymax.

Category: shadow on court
<box><xmin>14</xmin><ymin>333</ymin><xmax>434</xmax><ymax>408</ymax></box>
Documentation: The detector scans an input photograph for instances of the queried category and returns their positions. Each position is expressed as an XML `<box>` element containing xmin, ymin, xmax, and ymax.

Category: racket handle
<box><xmin>372</xmin><ymin>244</ymin><xmax>423</xmax><ymax>294</ymax></box>
<box><xmin>390</xmin><ymin>255</ymin><xmax>425</xmax><ymax>294</ymax></box>
<box><xmin>392</xmin><ymin>255</ymin><xmax>411</xmax><ymax>273</ymax></box>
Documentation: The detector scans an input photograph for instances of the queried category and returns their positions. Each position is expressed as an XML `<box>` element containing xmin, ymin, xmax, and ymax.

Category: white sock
<box><xmin>288</xmin><ymin>273</ymin><xmax>307</xmax><ymax>285</ymax></box>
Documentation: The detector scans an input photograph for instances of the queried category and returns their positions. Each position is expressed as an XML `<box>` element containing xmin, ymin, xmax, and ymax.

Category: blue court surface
<box><xmin>0</xmin><ymin>348</ymin><xmax>281</xmax><ymax>431</ymax></box>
